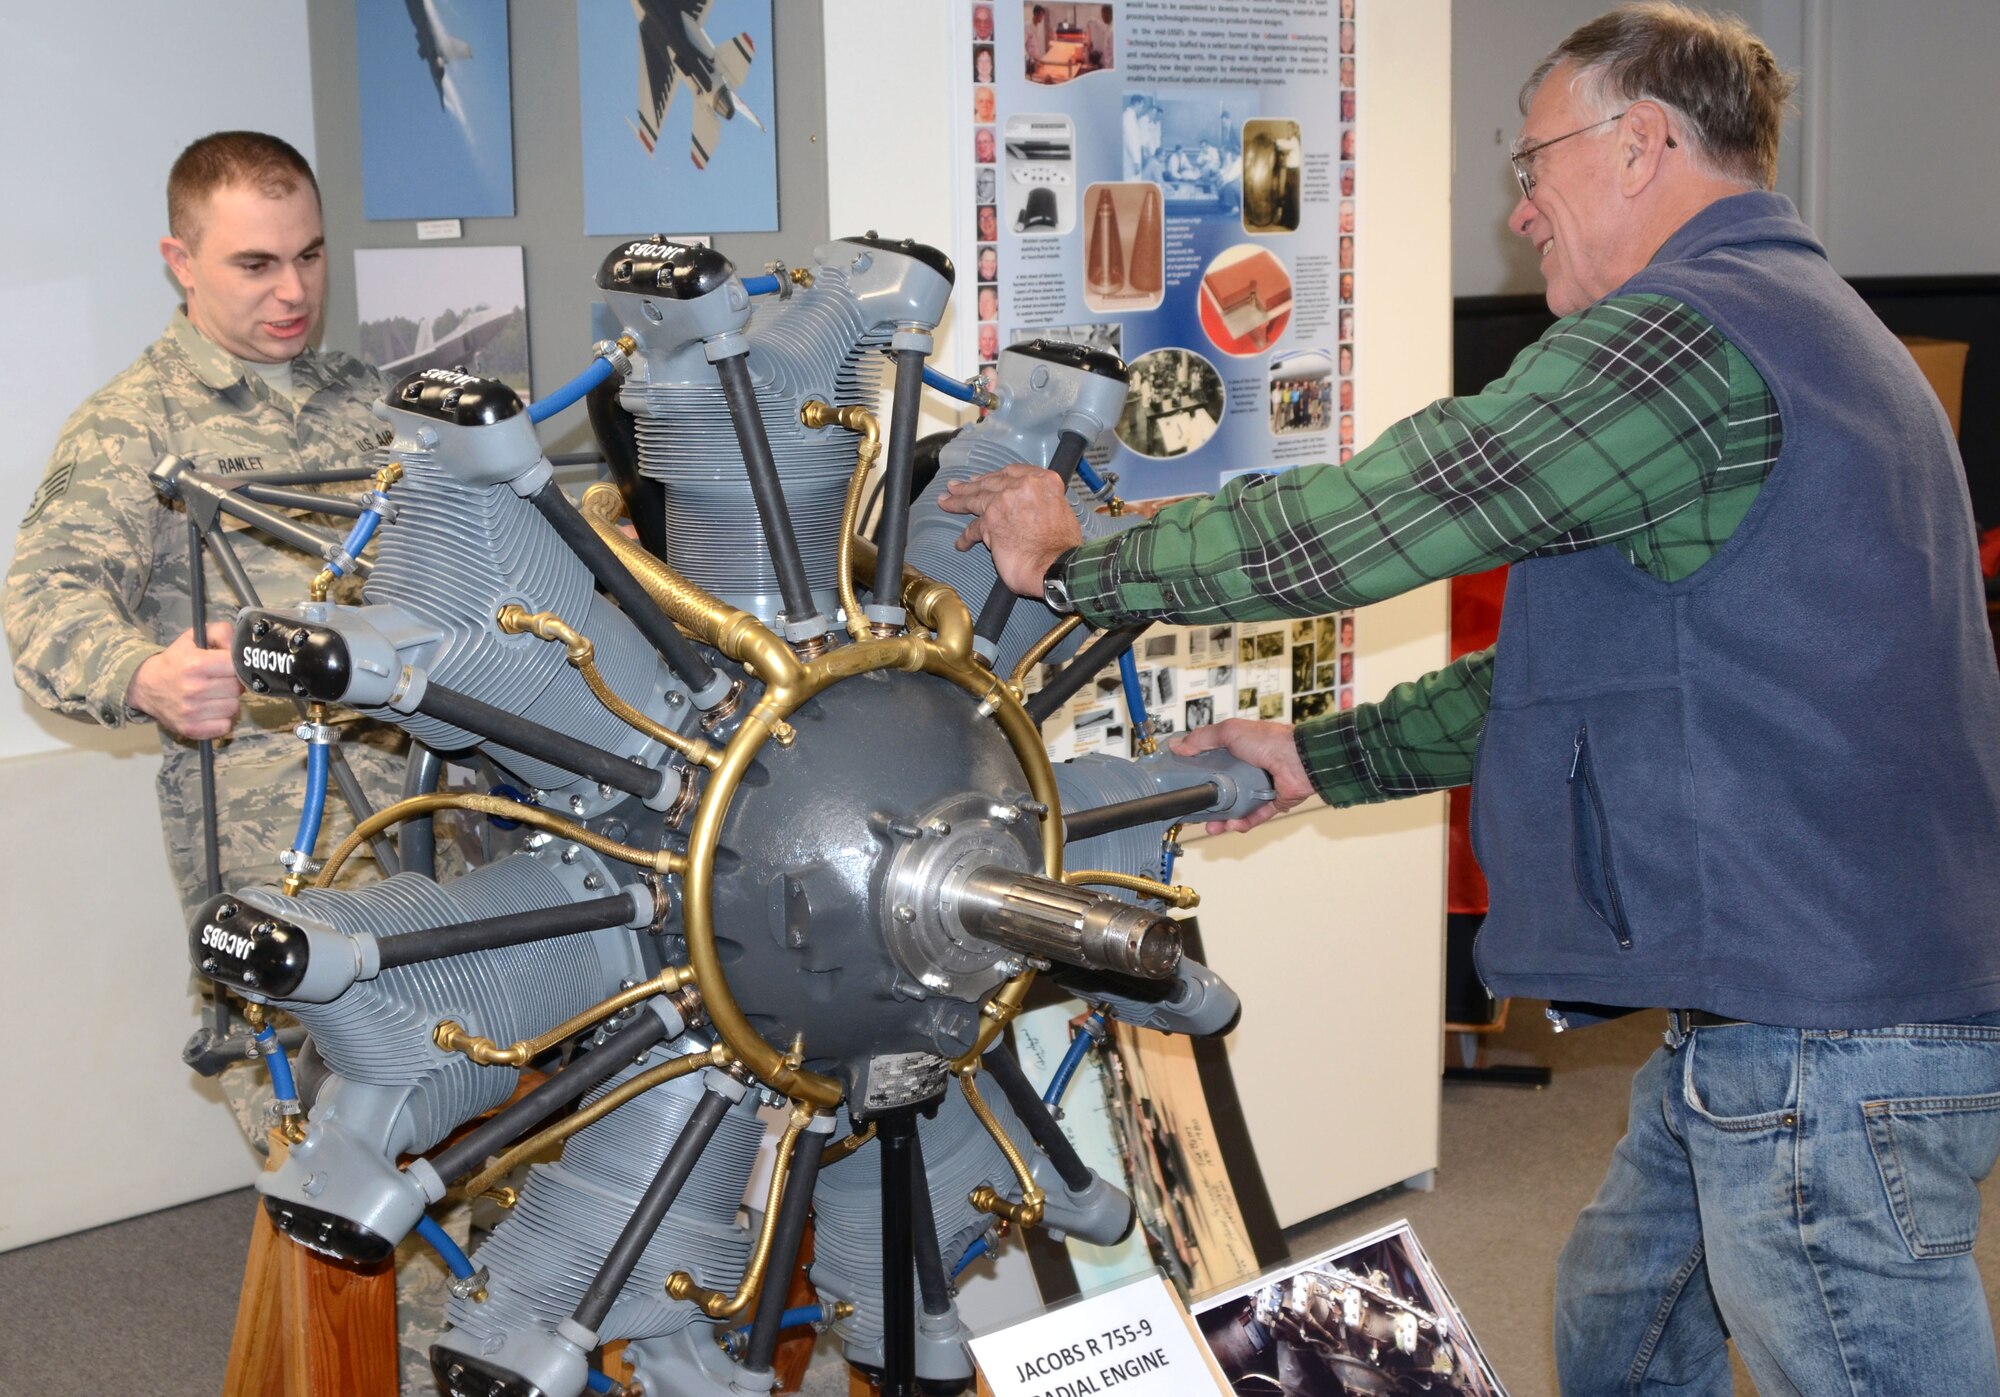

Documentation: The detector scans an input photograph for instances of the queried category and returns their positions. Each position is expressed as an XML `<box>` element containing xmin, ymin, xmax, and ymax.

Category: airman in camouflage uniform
<box><xmin>4</xmin><ymin>133</ymin><xmax>461</xmax><ymax>1395</ymax></box>
<box><xmin>8</xmin><ymin>307</ymin><xmax>409</xmax><ymax>904</ymax></box>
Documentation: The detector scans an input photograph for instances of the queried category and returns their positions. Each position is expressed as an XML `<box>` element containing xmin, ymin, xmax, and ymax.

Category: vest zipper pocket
<box><xmin>1568</xmin><ymin>723</ymin><xmax>1633</xmax><ymax>948</ymax></box>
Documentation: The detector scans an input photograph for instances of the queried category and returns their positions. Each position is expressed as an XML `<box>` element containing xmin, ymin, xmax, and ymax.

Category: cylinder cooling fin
<box><xmin>184</xmin><ymin>230</ymin><xmax>1277</xmax><ymax>1397</ymax></box>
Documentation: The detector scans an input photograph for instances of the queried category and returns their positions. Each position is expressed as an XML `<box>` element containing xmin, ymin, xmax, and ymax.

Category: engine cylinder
<box><xmin>439</xmin><ymin>1042</ymin><xmax>767</xmax><ymax>1348</ymax></box>
<box><xmin>362</xmin><ymin>445</ymin><xmax>682</xmax><ymax>795</ymax></box>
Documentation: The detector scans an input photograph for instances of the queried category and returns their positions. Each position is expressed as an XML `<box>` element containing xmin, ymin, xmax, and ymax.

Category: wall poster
<box><xmin>1025</xmin><ymin>609</ymin><xmax>1358</xmax><ymax>762</ymax></box>
<box><xmin>959</xmin><ymin>0</ymin><xmax>1360</xmax><ymax>499</ymax></box>
<box><xmin>356</xmin><ymin>0</ymin><xmax>517</xmax><ymax>220</ymax></box>
<box><xmin>959</xmin><ymin>2</ymin><xmax>1364</xmax><ymax>760</ymax></box>
<box><xmin>354</xmin><ymin>245</ymin><xmax>532</xmax><ymax>396</ymax></box>
<box><xmin>577</xmin><ymin>0</ymin><xmax>778</xmax><ymax>235</ymax></box>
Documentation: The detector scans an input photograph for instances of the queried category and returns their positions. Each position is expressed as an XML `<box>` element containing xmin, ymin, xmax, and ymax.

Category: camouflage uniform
<box><xmin>5</xmin><ymin>310</ymin><xmax>461</xmax><ymax>1394</ymax></box>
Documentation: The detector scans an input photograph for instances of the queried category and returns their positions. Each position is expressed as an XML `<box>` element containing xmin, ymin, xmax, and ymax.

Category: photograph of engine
<box><xmin>188</xmin><ymin>232</ymin><xmax>1274</xmax><ymax>1397</ymax></box>
<box><xmin>1198</xmin><ymin>1230</ymin><xmax>1505</xmax><ymax>1397</ymax></box>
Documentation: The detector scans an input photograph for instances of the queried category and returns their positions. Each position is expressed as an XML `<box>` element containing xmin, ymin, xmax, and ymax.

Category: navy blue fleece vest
<box><xmin>1472</xmin><ymin>192</ymin><xmax>2000</xmax><ymax>1028</ymax></box>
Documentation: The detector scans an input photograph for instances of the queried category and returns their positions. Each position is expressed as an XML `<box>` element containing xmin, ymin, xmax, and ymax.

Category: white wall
<box><xmin>0</xmin><ymin>3</ymin><xmax>317</xmax><ymax>760</ymax></box>
<box><xmin>1452</xmin><ymin>0</ymin><xmax>1618</xmax><ymax>298</ymax></box>
<box><xmin>0</xmin><ymin>2</ymin><xmax>316</xmax><ymax>1250</ymax></box>
<box><xmin>1816</xmin><ymin>0</ymin><xmax>2000</xmax><ymax>275</ymax></box>
<box><xmin>1452</xmin><ymin>0</ymin><xmax>2000</xmax><ymax>296</ymax></box>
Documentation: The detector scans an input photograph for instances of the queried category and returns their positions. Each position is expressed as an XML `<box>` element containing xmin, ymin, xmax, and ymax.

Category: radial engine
<box><xmin>188</xmin><ymin>235</ymin><xmax>1273</xmax><ymax>1397</ymax></box>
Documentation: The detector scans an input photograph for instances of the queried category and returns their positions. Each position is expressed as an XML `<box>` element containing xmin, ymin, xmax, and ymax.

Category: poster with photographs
<box><xmin>1028</xmin><ymin>608</ymin><xmax>1356</xmax><ymax>761</ymax></box>
<box><xmin>1287</xmin><ymin>611</ymin><xmax>1359</xmax><ymax>721</ymax></box>
<box><xmin>1233</xmin><ymin>620</ymin><xmax>1292</xmax><ymax>723</ymax></box>
<box><xmin>956</xmin><ymin>0</ymin><xmax>1359</xmax><ymax>498</ymax></box>
<box><xmin>576</xmin><ymin>0</ymin><xmax>777</xmax><ymax>235</ymax></box>
<box><xmin>1194</xmin><ymin>1221</ymin><xmax>1508</xmax><ymax>1396</ymax></box>
<box><xmin>354</xmin><ymin>245</ymin><xmax>531</xmax><ymax>396</ymax></box>
<box><xmin>356</xmin><ymin>0</ymin><xmax>516</xmax><ymax>220</ymax></box>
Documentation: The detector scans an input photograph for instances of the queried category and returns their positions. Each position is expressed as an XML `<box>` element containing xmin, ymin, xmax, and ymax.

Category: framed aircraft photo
<box><xmin>576</xmin><ymin>0</ymin><xmax>779</xmax><ymax>235</ymax></box>
<box><xmin>356</xmin><ymin>0</ymin><xmax>517</xmax><ymax>220</ymax></box>
<box><xmin>354</xmin><ymin>245</ymin><xmax>531</xmax><ymax>397</ymax></box>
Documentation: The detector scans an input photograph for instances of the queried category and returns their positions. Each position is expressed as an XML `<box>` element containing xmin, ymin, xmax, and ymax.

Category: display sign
<box><xmin>954</xmin><ymin>2</ymin><xmax>1366</xmax><ymax>766</ymax></box>
<box><xmin>956</xmin><ymin>0</ymin><xmax>1361</xmax><ymax>503</ymax></box>
<box><xmin>969</xmin><ymin>1270</ymin><xmax>1230</xmax><ymax>1397</ymax></box>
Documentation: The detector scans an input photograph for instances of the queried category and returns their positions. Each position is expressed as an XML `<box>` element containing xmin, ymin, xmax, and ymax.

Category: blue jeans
<box><xmin>1555</xmin><ymin>1014</ymin><xmax>2000</xmax><ymax>1394</ymax></box>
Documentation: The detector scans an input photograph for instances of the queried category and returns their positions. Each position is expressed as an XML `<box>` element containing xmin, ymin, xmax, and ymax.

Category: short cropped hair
<box><xmin>167</xmin><ymin>131</ymin><xmax>320</xmax><ymax>246</ymax></box>
<box><xmin>1522</xmin><ymin>4</ymin><xmax>1796</xmax><ymax>189</ymax></box>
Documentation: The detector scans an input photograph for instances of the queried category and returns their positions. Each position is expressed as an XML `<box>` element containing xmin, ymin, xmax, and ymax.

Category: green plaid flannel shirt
<box><xmin>1058</xmin><ymin>293</ymin><xmax>1783</xmax><ymax>805</ymax></box>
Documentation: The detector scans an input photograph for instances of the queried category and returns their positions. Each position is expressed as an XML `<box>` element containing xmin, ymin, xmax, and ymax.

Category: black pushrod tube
<box><xmin>571</xmin><ymin>1087</ymin><xmax>734</xmax><ymax>1332</ymax></box>
<box><xmin>423</xmin><ymin>1011</ymin><xmax>672</xmax><ymax>1184</ymax></box>
<box><xmin>412</xmin><ymin>681</ymin><xmax>664</xmax><ymax>802</ymax></box>
<box><xmin>906</xmin><ymin>1128</ymin><xmax>954</xmax><ymax>1318</ymax></box>
<box><xmin>984</xmin><ymin>1047</ymin><xmax>1094</xmax><ymax>1193</ymax></box>
<box><xmin>1063</xmin><ymin>783</ymin><xmax>1222</xmax><ymax>845</ymax></box>
<box><xmin>878</xmin><ymin>1108</ymin><xmax>919</xmax><ymax>1397</ymax></box>
<box><xmin>203</xmin><ymin>488</ymin><xmax>366</xmax><ymax>575</ymax></box>
<box><xmin>1023</xmin><ymin>623</ymin><xmax>1151</xmax><ymax>725</ymax></box>
<box><xmin>973</xmin><ymin>430</ymin><xmax>1091</xmax><ymax>646</ymax></box>
<box><xmin>373</xmin><ymin>893</ymin><xmax>637</xmax><ymax>972</ymax></box>
<box><xmin>526</xmin><ymin>479</ymin><xmax>722</xmax><ymax>696</ymax></box>
<box><xmin>187</xmin><ymin>514</ymin><xmax>223</xmax><ymax>905</ymax></box>
<box><xmin>740</xmin><ymin>1129</ymin><xmax>830</xmax><ymax>1373</ymax></box>
<box><xmin>211</xmin><ymin>465</ymin><xmax>380</xmax><ymax>487</ymax></box>
<box><xmin>199</xmin><ymin>524</ymin><xmax>260</xmax><ymax>617</ymax></box>
<box><xmin>712</xmin><ymin>352</ymin><xmax>819</xmax><ymax>626</ymax></box>
<box><xmin>188</xmin><ymin>514</ymin><xmax>226</xmax><ymax>1040</ymax></box>
<box><xmin>869</xmin><ymin>349</ymin><xmax>928</xmax><ymax>611</ymax></box>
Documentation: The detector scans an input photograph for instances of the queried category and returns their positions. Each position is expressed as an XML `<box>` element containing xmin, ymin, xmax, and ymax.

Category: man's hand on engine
<box><xmin>127</xmin><ymin>621</ymin><xmax>243</xmax><ymax>740</ymax></box>
<box><xmin>1171</xmin><ymin>719</ymin><xmax>1316</xmax><ymax>833</ymax></box>
<box><xmin>938</xmin><ymin>464</ymin><xmax>1084</xmax><ymax>598</ymax></box>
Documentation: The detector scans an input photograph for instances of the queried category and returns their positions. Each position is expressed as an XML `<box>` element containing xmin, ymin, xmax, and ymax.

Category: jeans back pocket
<box><xmin>1863</xmin><ymin>1093</ymin><xmax>2000</xmax><ymax>1258</ymax></box>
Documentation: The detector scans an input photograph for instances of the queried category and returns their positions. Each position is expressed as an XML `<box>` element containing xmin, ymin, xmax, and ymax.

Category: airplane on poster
<box><xmin>626</xmin><ymin>0</ymin><xmax>765</xmax><ymax>169</ymax></box>
<box><xmin>379</xmin><ymin>305</ymin><xmax>515</xmax><ymax>377</ymax></box>
<box><xmin>403</xmin><ymin>0</ymin><xmax>474</xmax><ymax>109</ymax></box>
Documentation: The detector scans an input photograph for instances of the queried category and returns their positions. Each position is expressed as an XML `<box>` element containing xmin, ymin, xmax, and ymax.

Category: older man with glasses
<box><xmin>944</xmin><ymin>4</ymin><xmax>2000</xmax><ymax>1390</ymax></box>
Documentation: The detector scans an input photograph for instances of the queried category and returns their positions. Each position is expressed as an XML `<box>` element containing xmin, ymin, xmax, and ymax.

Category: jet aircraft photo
<box><xmin>404</xmin><ymin>0</ymin><xmax>474</xmax><ymax>112</ymax></box>
<box><xmin>627</xmin><ymin>0</ymin><xmax>765</xmax><ymax>168</ymax></box>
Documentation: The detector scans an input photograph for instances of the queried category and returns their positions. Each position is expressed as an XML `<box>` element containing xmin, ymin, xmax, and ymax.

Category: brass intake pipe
<box><xmin>432</xmin><ymin>964</ymin><xmax>698</xmax><ymax>1067</ymax></box>
<box><xmin>798</xmin><ymin>399</ymin><xmax>882</xmax><ymax>642</ymax></box>
<box><xmin>495</xmin><ymin>604</ymin><xmax>720</xmax><ymax>769</ymax></box>
<box><xmin>665</xmin><ymin>1101</ymin><xmax>823</xmax><ymax>1317</ymax></box>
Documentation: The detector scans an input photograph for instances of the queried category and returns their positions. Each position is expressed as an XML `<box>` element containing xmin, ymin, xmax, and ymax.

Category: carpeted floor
<box><xmin>5</xmin><ymin>1004</ymin><xmax>1996</xmax><ymax>1396</ymax></box>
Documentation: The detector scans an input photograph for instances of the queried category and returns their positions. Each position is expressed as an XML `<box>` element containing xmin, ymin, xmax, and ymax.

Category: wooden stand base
<box><xmin>221</xmin><ymin>1169</ymin><xmax>400</xmax><ymax>1397</ymax></box>
<box><xmin>223</xmin><ymin>1114</ymin><xmax>824</xmax><ymax>1396</ymax></box>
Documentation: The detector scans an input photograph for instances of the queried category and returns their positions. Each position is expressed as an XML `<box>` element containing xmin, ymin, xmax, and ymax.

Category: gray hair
<box><xmin>1521</xmin><ymin>3</ymin><xmax>1796</xmax><ymax>189</ymax></box>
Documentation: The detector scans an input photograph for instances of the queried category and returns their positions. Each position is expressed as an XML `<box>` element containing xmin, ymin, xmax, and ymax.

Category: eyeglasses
<box><xmin>1510</xmin><ymin>109</ymin><xmax>1675</xmax><ymax>201</ymax></box>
